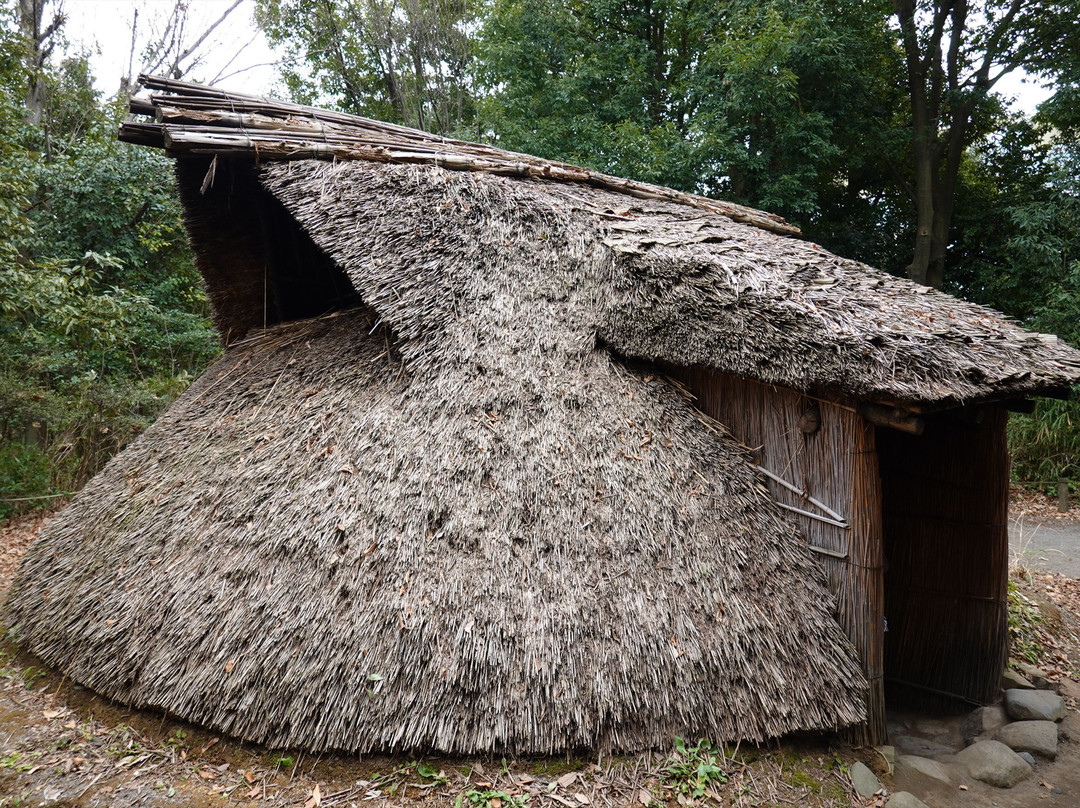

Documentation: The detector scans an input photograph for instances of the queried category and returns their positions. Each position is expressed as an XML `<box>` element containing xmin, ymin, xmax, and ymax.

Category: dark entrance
<box><xmin>878</xmin><ymin>408</ymin><xmax>1011</xmax><ymax>712</ymax></box>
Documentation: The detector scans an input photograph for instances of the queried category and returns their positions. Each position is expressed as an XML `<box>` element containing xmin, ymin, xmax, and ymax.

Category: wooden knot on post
<box><xmin>798</xmin><ymin>402</ymin><xmax>821</xmax><ymax>435</ymax></box>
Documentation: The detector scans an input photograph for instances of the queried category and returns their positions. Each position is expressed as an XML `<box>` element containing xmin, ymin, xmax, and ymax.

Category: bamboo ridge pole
<box><xmin>120</xmin><ymin>75</ymin><xmax>803</xmax><ymax>238</ymax></box>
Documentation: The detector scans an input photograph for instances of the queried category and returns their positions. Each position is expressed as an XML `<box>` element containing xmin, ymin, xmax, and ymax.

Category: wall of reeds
<box><xmin>878</xmin><ymin>408</ymin><xmax>1010</xmax><ymax>712</ymax></box>
<box><xmin>675</xmin><ymin>368</ymin><xmax>886</xmax><ymax>743</ymax></box>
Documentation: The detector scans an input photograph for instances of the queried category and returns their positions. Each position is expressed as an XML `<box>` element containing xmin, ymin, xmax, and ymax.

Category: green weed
<box><xmin>663</xmin><ymin>737</ymin><xmax>728</xmax><ymax>801</ymax></box>
<box><xmin>455</xmin><ymin>788</ymin><xmax>528</xmax><ymax>808</ymax></box>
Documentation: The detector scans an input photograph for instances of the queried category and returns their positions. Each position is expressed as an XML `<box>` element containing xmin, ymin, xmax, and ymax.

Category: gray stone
<box><xmin>894</xmin><ymin>734</ymin><xmax>957</xmax><ymax>759</ymax></box>
<box><xmin>879</xmin><ymin>745</ymin><xmax>896</xmax><ymax>772</ymax></box>
<box><xmin>885</xmin><ymin>793</ymin><xmax>931</xmax><ymax>808</ymax></box>
<box><xmin>962</xmin><ymin>704</ymin><xmax>1008</xmax><ymax>744</ymax></box>
<box><xmin>912</xmin><ymin>716</ymin><xmax>953</xmax><ymax>738</ymax></box>
<box><xmin>955</xmin><ymin>740</ymin><xmax>1032</xmax><ymax>788</ymax></box>
<box><xmin>1059</xmin><ymin>676</ymin><xmax>1080</xmax><ymax>702</ymax></box>
<box><xmin>895</xmin><ymin>755</ymin><xmax>955</xmax><ymax>802</ymax></box>
<box><xmin>994</xmin><ymin>720</ymin><xmax>1059</xmax><ymax>759</ymax></box>
<box><xmin>1017</xmin><ymin>662</ymin><xmax>1053</xmax><ymax>690</ymax></box>
<box><xmin>1001</xmin><ymin>669</ymin><xmax>1035</xmax><ymax>690</ymax></box>
<box><xmin>1018</xmin><ymin>752</ymin><xmax>1036</xmax><ymax>767</ymax></box>
<box><xmin>1004</xmin><ymin>689</ymin><xmax>1067</xmax><ymax>721</ymax></box>
<box><xmin>1059</xmin><ymin>712</ymin><xmax>1080</xmax><ymax>743</ymax></box>
<box><xmin>850</xmin><ymin>761</ymin><xmax>882</xmax><ymax>798</ymax></box>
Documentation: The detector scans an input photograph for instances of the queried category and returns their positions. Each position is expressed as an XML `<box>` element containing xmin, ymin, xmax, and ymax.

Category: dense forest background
<box><xmin>2</xmin><ymin>0</ymin><xmax>1080</xmax><ymax>518</ymax></box>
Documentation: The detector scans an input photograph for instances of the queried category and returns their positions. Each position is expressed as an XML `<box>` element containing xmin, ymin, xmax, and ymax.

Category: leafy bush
<box><xmin>663</xmin><ymin>737</ymin><xmax>728</xmax><ymax>801</ymax></box>
<box><xmin>0</xmin><ymin>31</ymin><xmax>218</xmax><ymax>521</ymax></box>
<box><xmin>1009</xmin><ymin>398</ymin><xmax>1080</xmax><ymax>490</ymax></box>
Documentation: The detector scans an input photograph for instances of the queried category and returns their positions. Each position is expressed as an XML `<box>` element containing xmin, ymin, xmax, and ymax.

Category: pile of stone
<box><xmin>851</xmin><ymin>663</ymin><xmax>1075</xmax><ymax>807</ymax></box>
<box><xmin>954</xmin><ymin>664</ymin><xmax>1068</xmax><ymax>788</ymax></box>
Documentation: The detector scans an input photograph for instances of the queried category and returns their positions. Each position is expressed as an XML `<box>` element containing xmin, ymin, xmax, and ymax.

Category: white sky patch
<box><xmin>61</xmin><ymin>0</ymin><xmax>285</xmax><ymax>97</ymax></box>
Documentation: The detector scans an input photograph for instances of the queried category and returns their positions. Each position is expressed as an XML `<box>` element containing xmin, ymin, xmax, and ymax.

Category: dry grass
<box><xmin>5</xmin><ymin>307</ymin><xmax>866</xmax><ymax>755</ymax></box>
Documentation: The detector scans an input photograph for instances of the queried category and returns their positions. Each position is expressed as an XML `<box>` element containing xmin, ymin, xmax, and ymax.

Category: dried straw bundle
<box><xmin>253</xmin><ymin>159</ymin><xmax>1080</xmax><ymax>412</ymax></box>
<box><xmin>5</xmin><ymin>302</ymin><xmax>866</xmax><ymax>752</ymax></box>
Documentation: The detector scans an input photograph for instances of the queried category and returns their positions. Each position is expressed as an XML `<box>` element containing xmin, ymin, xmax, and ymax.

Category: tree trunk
<box><xmin>19</xmin><ymin>0</ymin><xmax>54</xmax><ymax>126</ymax></box>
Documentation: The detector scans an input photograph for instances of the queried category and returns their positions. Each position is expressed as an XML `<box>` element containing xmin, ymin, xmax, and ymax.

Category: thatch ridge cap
<box><xmin>119</xmin><ymin>74</ymin><xmax>800</xmax><ymax>238</ymax></box>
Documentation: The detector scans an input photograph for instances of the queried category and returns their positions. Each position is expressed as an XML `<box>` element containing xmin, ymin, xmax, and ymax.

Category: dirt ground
<box><xmin>2</xmin><ymin>493</ymin><xmax>1080</xmax><ymax>808</ymax></box>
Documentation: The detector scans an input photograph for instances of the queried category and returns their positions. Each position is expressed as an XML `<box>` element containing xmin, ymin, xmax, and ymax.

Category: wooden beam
<box><xmin>859</xmin><ymin>403</ymin><xmax>925</xmax><ymax>435</ymax></box>
<box><xmin>996</xmin><ymin>399</ymin><xmax>1035</xmax><ymax>413</ymax></box>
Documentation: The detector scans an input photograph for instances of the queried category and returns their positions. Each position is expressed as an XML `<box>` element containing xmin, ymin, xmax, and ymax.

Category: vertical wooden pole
<box><xmin>846</xmin><ymin>419</ymin><xmax>886</xmax><ymax>745</ymax></box>
<box><xmin>1058</xmin><ymin>478</ymin><xmax>1069</xmax><ymax>513</ymax></box>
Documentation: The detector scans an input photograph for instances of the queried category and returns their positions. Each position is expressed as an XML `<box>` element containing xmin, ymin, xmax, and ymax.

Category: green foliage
<box><xmin>1007</xmin><ymin>579</ymin><xmax>1044</xmax><ymax>664</ymax></box>
<box><xmin>0</xmin><ymin>15</ymin><xmax>218</xmax><ymax>519</ymax></box>
<box><xmin>1009</xmin><ymin>399</ymin><xmax>1080</xmax><ymax>487</ymax></box>
<box><xmin>479</xmin><ymin>0</ymin><xmax>901</xmax><ymax>230</ymax></box>
<box><xmin>255</xmin><ymin>0</ymin><xmax>477</xmax><ymax>135</ymax></box>
<box><xmin>663</xmin><ymin>737</ymin><xmax>728</xmax><ymax>801</ymax></box>
<box><xmin>414</xmin><ymin>761</ymin><xmax>450</xmax><ymax>786</ymax></box>
<box><xmin>455</xmin><ymin>788</ymin><xmax>527</xmax><ymax>808</ymax></box>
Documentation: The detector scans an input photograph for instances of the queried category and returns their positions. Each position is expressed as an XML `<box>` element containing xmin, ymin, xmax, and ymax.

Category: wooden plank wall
<box><xmin>877</xmin><ymin>409</ymin><xmax>1010</xmax><ymax>712</ymax></box>
<box><xmin>676</xmin><ymin>368</ymin><xmax>886</xmax><ymax>743</ymax></box>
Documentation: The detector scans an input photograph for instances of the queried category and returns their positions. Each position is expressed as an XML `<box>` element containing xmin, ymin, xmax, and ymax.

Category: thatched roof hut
<box><xmin>7</xmin><ymin>77</ymin><xmax>1080</xmax><ymax>753</ymax></box>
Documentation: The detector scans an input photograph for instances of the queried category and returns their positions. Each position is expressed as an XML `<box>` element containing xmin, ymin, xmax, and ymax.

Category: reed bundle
<box><xmin>6</xmin><ymin>304</ymin><xmax>868</xmax><ymax>753</ymax></box>
<box><xmin>119</xmin><ymin>75</ymin><xmax>799</xmax><ymax>237</ymax></box>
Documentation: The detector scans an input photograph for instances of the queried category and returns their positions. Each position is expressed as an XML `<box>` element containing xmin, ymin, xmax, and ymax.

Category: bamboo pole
<box><xmin>120</xmin><ymin>74</ymin><xmax>803</xmax><ymax>238</ymax></box>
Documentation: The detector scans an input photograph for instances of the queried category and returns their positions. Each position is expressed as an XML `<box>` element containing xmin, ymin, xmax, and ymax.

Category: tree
<box><xmin>255</xmin><ymin>0</ymin><xmax>476</xmax><ymax>135</ymax></box>
<box><xmin>17</xmin><ymin>0</ymin><xmax>63</xmax><ymax>125</ymax></box>
<box><xmin>118</xmin><ymin>0</ymin><xmax>246</xmax><ymax>98</ymax></box>
<box><xmin>480</xmin><ymin>0</ymin><xmax>900</xmax><ymax>227</ymax></box>
<box><xmin>891</xmin><ymin>0</ymin><xmax>1080</xmax><ymax>287</ymax></box>
<box><xmin>0</xmin><ymin>8</ymin><xmax>217</xmax><ymax>518</ymax></box>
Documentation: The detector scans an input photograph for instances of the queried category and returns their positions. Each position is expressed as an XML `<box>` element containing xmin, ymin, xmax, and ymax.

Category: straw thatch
<box><xmin>6</xmin><ymin>303</ymin><xmax>866</xmax><ymax>753</ymax></box>
<box><xmin>118</xmin><ymin>75</ymin><xmax>1080</xmax><ymax>408</ymax></box>
<box><xmin>9</xmin><ymin>75</ymin><xmax>1080</xmax><ymax>754</ymax></box>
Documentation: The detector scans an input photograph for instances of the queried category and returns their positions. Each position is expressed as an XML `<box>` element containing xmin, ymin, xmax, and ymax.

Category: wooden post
<box><xmin>1058</xmin><ymin>478</ymin><xmax>1069</xmax><ymax>513</ymax></box>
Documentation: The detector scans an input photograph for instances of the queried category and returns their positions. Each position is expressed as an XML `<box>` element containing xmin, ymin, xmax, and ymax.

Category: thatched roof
<box><xmin>118</xmin><ymin>76</ymin><xmax>1080</xmax><ymax>408</ymax></box>
<box><xmin>7</xmin><ymin>75</ymin><xmax>1080</xmax><ymax>754</ymax></box>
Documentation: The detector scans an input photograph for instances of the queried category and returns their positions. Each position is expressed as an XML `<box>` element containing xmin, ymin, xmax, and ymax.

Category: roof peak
<box><xmin>119</xmin><ymin>74</ymin><xmax>800</xmax><ymax>238</ymax></box>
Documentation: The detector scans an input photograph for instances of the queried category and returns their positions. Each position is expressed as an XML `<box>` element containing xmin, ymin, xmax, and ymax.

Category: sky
<box><xmin>60</xmin><ymin>0</ymin><xmax>1054</xmax><ymax>113</ymax></box>
<box><xmin>62</xmin><ymin>0</ymin><xmax>284</xmax><ymax>97</ymax></box>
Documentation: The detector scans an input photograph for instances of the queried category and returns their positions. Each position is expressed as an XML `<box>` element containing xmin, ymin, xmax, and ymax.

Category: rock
<box><xmin>1018</xmin><ymin>752</ymin><xmax>1036</xmax><ymax>767</ymax></box>
<box><xmin>1004</xmin><ymin>689</ymin><xmax>1067</xmax><ymax>721</ymax></box>
<box><xmin>962</xmin><ymin>705</ymin><xmax>1008</xmax><ymax>744</ymax></box>
<box><xmin>1017</xmin><ymin>662</ymin><xmax>1053</xmax><ymax>690</ymax></box>
<box><xmin>1059</xmin><ymin>677</ymin><xmax>1080</xmax><ymax>702</ymax></box>
<box><xmin>1001</xmin><ymin>669</ymin><xmax>1035</xmax><ymax>690</ymax></box>
<box><xmin>955</xmin><ymin>741</ymin><xmax>1032</xmax><ymax>788</ymax></box>
<box><xmin>895</xmin><ymin>755</ymin><xmax>955</xmax><ymax>802</ymax></box>
<box><xmin>893</xmin><ymin>734</ymin><xmax>957</xmax><ymax>759</ymax></box>
<box><xmin>850</xmin><ymin>761</ymin><xmax>882</xmax><ymax>798</ymax></box>
<box><xmin>879</xmin><ymin>745</ymin><xmax>896</xmax><ymax>772</ymax></box>
<box><xmin>913</xmin><ymin>716</ymin><xmax>953</xmax><ymax>738</ymax></box>
<box><xmin>887</xmin><ymin>716</ymin><xmax>910</xmax><ymax>737</ymax></box>
<box><xmin>994</xmin><ymin>720</ymin><xmax>1059</xmax><ymax>759</ymax></box>
<box><xmin>886</xmin><ymin>793</ymin><xmax>931</xmax><ymax>808</ymax></box>
<box><xmin>1059</xmin><ymin>712</ymin><xmax>1080</xmax><ymax>743</ymax></box>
